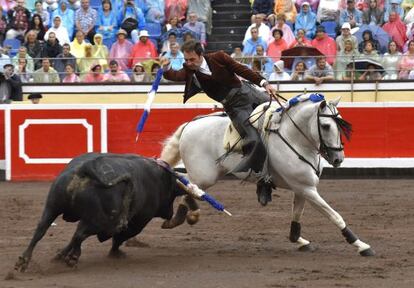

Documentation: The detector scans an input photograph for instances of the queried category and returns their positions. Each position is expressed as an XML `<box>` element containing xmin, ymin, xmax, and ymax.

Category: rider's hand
<box><xmin>159</xmin><ymin>57</ymin><xmax>171</xmax><ymax>70</ymax></box>
<box><xmin>263</xmin><ymin>82</ymin><xmax>277</xmax><ymax>97</ymax></box>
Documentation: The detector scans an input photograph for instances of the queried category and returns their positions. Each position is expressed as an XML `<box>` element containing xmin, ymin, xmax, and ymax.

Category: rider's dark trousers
<box><xmin>221</xmin><ymin>81</ymin><xmax>270</xmax><ymax>172</ymax></box>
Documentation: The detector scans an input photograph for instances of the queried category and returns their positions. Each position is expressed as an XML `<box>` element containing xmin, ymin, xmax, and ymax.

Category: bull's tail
<box><xmin>160</xmin><ymin>123</ymin><xmax>186</xmax><ymax>167</ymax></box>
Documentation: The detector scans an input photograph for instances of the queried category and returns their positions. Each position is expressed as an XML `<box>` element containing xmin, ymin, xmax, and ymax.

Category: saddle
<box><xmin>223</xmin><ymin>102</ymin><xmax>281</xmax><ymax>153</ymax></box>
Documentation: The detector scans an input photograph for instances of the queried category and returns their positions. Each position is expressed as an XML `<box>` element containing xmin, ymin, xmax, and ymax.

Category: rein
<box><xmin>267</xmin><ymin>97</ymin><xmax>346</xmax><ymax>176</ymax></box>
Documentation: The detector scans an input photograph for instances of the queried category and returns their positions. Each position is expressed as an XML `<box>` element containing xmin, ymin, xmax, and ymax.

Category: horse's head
<box><xmin>317</xmin><ymin>97</ymin><xmax>352</xmax><ymax>168</ymax></box>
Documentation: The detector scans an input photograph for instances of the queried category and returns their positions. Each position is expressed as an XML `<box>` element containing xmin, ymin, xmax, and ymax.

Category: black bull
<box><xmin>15</xmin><ymin>153</ymin><xmax>187</xmax><ymax>271</ymax></box>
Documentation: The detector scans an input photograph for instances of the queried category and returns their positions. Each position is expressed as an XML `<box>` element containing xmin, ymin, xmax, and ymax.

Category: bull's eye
<box><xmin>321</xmin><ymin>124</ymin><xmax>330</xmax><ymax>131</ymax></box>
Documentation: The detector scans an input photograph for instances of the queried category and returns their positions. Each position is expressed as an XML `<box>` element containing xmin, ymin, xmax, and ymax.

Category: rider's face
<box><xmin>183</xmin><ymin>51</ymin><xmax>203</xmax><ymax>70</ymax></box>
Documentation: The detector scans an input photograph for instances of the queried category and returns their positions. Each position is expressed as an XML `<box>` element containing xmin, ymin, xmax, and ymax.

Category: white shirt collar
<box><xmin>198</xmin><ymin>56</ymin><xmax>212</xmax><ymax>75</ymax></box>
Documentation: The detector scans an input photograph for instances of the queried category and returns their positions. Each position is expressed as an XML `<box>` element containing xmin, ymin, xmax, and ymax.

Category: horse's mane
<box><xmin>335</xmin><ymin>117</ymin><xmax>353</xmax><ymax>141</ymax></box>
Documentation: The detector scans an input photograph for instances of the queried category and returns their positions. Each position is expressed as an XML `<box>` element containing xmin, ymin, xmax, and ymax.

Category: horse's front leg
<box><xmin>289</xmin><ymin>193</ymin><xmax>315</xmax><ymax>252</ymax></box>
<box><xmin>303</xmin><ymin>187</ymin><xmax>375</xmax><ymax>256</ymax></box>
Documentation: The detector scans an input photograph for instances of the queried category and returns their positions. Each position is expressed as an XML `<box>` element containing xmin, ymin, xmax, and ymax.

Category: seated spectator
<box><xmin>269</xmin><ymin>60</ymin><xmax>290</xmax><ymax>81</ymax></box>
<box><xmin>252</xmin><ymin>0</ymin><xmax>274</xmax><ymax>20</ymax></box>
<box><xmin>102</xmin><ymin>59</ymin><xmax>130</xmax><ymax>82</ymax></box>
<box><xmin>383</xmin><ymin>40</ymin><xmax>402</xmax><ymax>79</ymax></box>
<box><xmin>243</xmin><ymin>27</ymin><xmax>267</xmax><ymax>56</ymax></box>
<box><xmin>405</xmin><ymin>5</ymin><xmax>414</xmax><ymax>23</ymax></box>
<box><xmin>1</xmin><ymin>0</ymin><xmax>16</xmax><ymax>13</ymax></box>
<box><xmin>161</xmin><ymin>31</ymin><xmax>178</xmax><ymax>53</ymax></box>
<box><xmin>254</xmin><ymin>44</ymin><xmax>274</xmax><ymax>78</ymax></box>
<box><xmin>183</xmin><ymin>30</ymin><xmax>195</xmax><ymax>42</ymax></box>
<box><xmin>68</xmin><ymin>0</ymin><xmax>81</xmax><ymax>10</ymax></box>
<box><xmin>305</xmin><ymin>56</ymin><xmax>334</xmax><ymax>84</ymax></box>
<box><xmin>52</xmin><ymin>0</ymin><xmax>75</xmax><ymax>40</ymax></box>
<box><xmin>96</xmin><ymin>0</ymin><xmax>118</xmax><ymax>41</ymax></box>
<box><xmin>384</xmin><ymin>0</ymin><xmax>405</xmax><ymax>22</ymax></box>
<box><xmin>0</xmin><ymin>47</ymin><xmax>11</xmax><ymax>72</ymax></box>
<box><xmin>295</xmin><ymin>2</ymin><xmax>317</xmax><ymax>39</ymax></box>
<box><xmin>43</xmin><ymin>0</ymin><xmax>59</xmax><ymax>11</ymax></box>
<box><xmin>188</xmin><ymin>0</ymin><xmax>212</xmax><ymax>34</ymax></box>
<box><xmin>295</xmin><ymin>0</ymin><xmax>320</xmax><ymax>12</ymax></box>
<box><xmin>359</xmin><ymin>63</ymin><xmax>383</xmax><ymax>79</ymax></box>
<box><xmin>231</xmin><ymin>46</ymin><xmax>246</xmax><ymax>63</ymax></box>
<box><xmin>165</xmin><ymin>0</ymin><xmax>187</xmax><ymax>21</ymax></box>
<box><xmin>243</xmin><ymin>13</ymin><xmax>271</xmax><ymax>45</ymax></box>
<box><xmin>70</xmin><ymin>30</ymin><xmax>87</xmax><ymax>60</ymax></box>
<box><xmin>75</xmin><ymin>0</ymin><xmax>98</xmax><ymax>43</ymax></box>
<box><xmin>109</xmin><ymin>29</ymin><xmax>133</xmax><ymax>71</ymax></box>
<box><xmin>129</xmin><ymin>30</ymin><xmax>158</xmax><ymax>67</ymax></box>
<box><xmin>83</xmin><ymin>62</ymin><xmax>104</xmax><ymax>82</ymax></box>
<box><xmin>267</xmin><ymin>29</ymin><xmax>288</xmax><ymax>62</ymax></box>
<box><xmin>339</xmin><ymin>0</ymin><xmax>363</xmax><ymax>28</ymax></box>
<box><xmin>33</xmin><ymin>1</ymin><xmax>49</xmax><ymax>28</ymax></box>
<box><xmin>27</xmin><ymin>14</ymin><xmax>46</xmax><ymax>42</ymax></box>
<box><xmin>6</xmin><ymin>0</ymin><xmax>31</xmax><ymax>41</ymax></box>
<box><xmin>311</xmin><ymin>26</ymin><xmax>337</xmax><ymax>65</ymax></box>
<box><xmin>62</xmin><ymin>63</ymin><xmax>80</xmax><ymax>82</ymax></box>
<box><xmin>27</xmin><ymin>93</ymin><xmax>42</xmax><ymax>104</ymax></box>
<box><xmin>336</xmin><ymin>22</ymin><xmax>359</xmax><ymax>52</ymax></box>
<box><xmin>164</xmin><ymin>15</ymin><xmax>182</xmax><ymax>33</ymax></box>
<box><xmin>402</xmin><ymin>0</ymin><xmax>414</xmax><ymax>13</ymax></box>
<box><xmin>0</xmin><ymin>6</ymin><xmax>7</xmax><ymax>46</ymax></box>
<box><xmin>130</xmin><ymin>62</ymin><xmax>148</xmax><ymax>82</ymax></box>
<box><xmin>334</xmin><ymin>39</ymin><xmax>360</xmax><ymax>79</ymax></box>
<box><xmin>24</xmin><ymin>30</ymin><xmax>42</xmax><ymax>70</ymax></box>
<box><xmin>1</xmin><ymin>63</ymin><xmax>23</xmax><ymax>103</ymax></box>
<box><xmin>361</xmin><ymin>41</ymin><xmax>381</xmax><ymax>61</ymax></box>
<box><xmin>183</xmin><ymin>12</ymin><xmax>206</xmax><ymax>46</ymax></box>
<box><xmin>269</xmin><ymin>14</ymin><xmax>295</xmax><ymax>47</ymax></box>
<box><xmin>54</xmin><ymin>43</ymin><xmax>77</xmax><ymax>80</ymax></box>
<box><xmin>358</xmin><ymin>29</ymin><xmax>382</xmax><ymax>53</ymax></box>
<box><xmin>44</xmin><ymin>15</ymin><xmax>70</xmax><ymax>45</ymax></box>
<box><xmin>290</xmin><ymin>61</ymin><xmax>307</xmax><ymax>80</ymax></box>
<box><xmin>16</xmin><ymin>57</ymin><xmax>32</xmax><ymax>82</ymax></box>
<box><xmin>78</xmin><ymin>43</ymin><xmax>95</xmax><ymax>75</ymax></box>
<box><xmin>164</xmin><ymin>42</ymin><xmax>184</xmax><ymax>70</ymax></box>
<box><xmin>12</xmin><ymin>46</ymin><xmax>34</xmax><ymax>72</ymax></box>
<box><xmin>270</xmin><ymin>0</ymin><xmax>297</xmax><ymax>24</ymax></box>
<box><xmin>93</xmin><ymin>33</ymin><xmax>109</xmax><ymax>69</ymax></box>
<box><xmin>119</xmin><ymin>0</ymin><xmax>145</xmax><ymax>41</ymax></box>
<box><xmin>343</xmin><ymin>63</ymin><xmax>357</xmax><ymax>80</ymax></box>
<box><xmin>147</xmin><ymin>60</ymin><xmax>163</xmax><ymax>81</ymax></box>
<box><xmin>288</xmin><ymin>28</ymin><xmax>312</xmax><ymax>48</ymax></box>
<box><xmin>41</xmin><ymin>32</ymin><xmax>63</xmax><ymax>63</ymax></box>
<box><xmin>383</xmin><ymin>12</ymin><xmax>408</xmax><ymax>51</ymax></box>
<box><xmin>33</xmin><ymin>58</ymin><xmax>60</xmax><ymax>83</ymax></box>
<box><xmin>146</xmin><ymin>0</ymin><xmax>165</xmax><ymax>24</ymax></box>
<box><xmin>363</xmin><ymin>0</ymin><xmax>384</xmax><ymax>25</ymax></box>
<box><xmin>399</xmin><ymin>39</ymin><xmax>414</xmax><ymax>78</ymax></box>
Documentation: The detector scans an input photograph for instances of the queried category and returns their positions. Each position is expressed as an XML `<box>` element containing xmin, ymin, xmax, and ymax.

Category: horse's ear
<box><xmin>329</xmin><ymin>96</ymin><xmax>341</xmax><ymax>107</ymax></box>
<box><xmin>319</xmin><ymin>100</ymin><xmax>327</xmax><ymax>110</ymax></box>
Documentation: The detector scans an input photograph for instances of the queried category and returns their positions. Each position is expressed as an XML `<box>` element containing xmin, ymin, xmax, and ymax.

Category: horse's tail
<box><xmin>160</xmin><ymin>122</ymin><xmax>186</xmax><ymax>167</ymax></box>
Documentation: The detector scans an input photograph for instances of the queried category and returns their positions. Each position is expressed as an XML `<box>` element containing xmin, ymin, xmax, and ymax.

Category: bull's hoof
<box><xmin>124</xmin><ymin>238</ymin><xmax>149</xmax><ymax>248</ymax></box>
<box><xmin>298</xmin><ymin>243</ymin><xmax>316</xmax><ymax>252</ymax></box>
<box><xmin>65</xmin><ymin>255</ymin><xmax>79</xmax><ymax>267</ymax></box>
<box><xmin>360</xmin><ymin>248</ymin><xmax>375</xmax><ymax>257</ymax></box>
<box><xmin>186</xmin><ymin>210</ymin><xmax>200</xmax><ymax>225</ymax></box>
<box><xmin>161</xmin><ymin>220</ymin><xmax>177</xmax><ymax>229</ymax></box>
<box><xmin>108</xmin><ymin>249</ymin><xmax>127</xmax><ymax>259</ymax></box>
<box><xmin>14</xmin><ymin>256</ymin><xmax>29</xmax><ymax>272</ymax></box>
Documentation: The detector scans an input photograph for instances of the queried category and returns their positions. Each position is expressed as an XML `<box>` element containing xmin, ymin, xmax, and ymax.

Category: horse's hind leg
<box><xmin>15</xmin><ymin>208</ymin><xmax>60</xmax><ymax>272</ymax></box>
<box><xmin>289</xmin><ymin>193</ymin><xmax>315</xmax><ymax>252</ymax></box>
<box><xmin>303</xmin><ymin>187</ymin><xmax>374</xmax><ymax>256</ymax></box>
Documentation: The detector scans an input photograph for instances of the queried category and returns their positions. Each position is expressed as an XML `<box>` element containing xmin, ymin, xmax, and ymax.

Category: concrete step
<box><xmin>213</xmin><ymin>18</ymin><xmax>251</xmax><ymax>27</ymax></box>
<box><xmin>213</xmin><ymin>3</ymin><xmax>251</xmax><ymax>12</ymax></box>
<box><xmin>213</xmin><ymin>0</ymin><xmax>251</xmax><ymax>5</ymax></box>
<box><xmin>212</xmin><ymin>26</ymin><xmax>247</xmax><ymax>35</ymax></box>
<box><xmin>208</xmin><ymin>34</ymin><xmax>244</xmax><ymax>42</ymax></box>
<box><xmin>206</xmin><ymin>41</ymin><xmax>242</xmax><ymax>53</ymax></box>
<box><xmin>212</xmin><ymin>11</ymin><xmax>251</xmax><ymax>21</ymax></box>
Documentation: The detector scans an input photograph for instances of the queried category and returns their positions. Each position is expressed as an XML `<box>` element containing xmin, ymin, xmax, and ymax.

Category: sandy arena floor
<box><xmin>0</xmin><ymin>179</ymin><xmax>413</xmax><ymax>288</ymax></box>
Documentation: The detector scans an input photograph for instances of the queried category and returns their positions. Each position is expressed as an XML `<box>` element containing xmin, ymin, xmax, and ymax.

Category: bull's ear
<box><xmin>329</xmin><ymin>96</ymin><xmax>341</xmax><ymax>107</ymax></box>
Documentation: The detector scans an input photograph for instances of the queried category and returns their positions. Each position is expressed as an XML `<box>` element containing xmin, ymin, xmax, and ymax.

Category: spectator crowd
<box><xmin>1</xmin><ymin>0</ymin><xmax>414</xmax><ymax>90</ymax></box>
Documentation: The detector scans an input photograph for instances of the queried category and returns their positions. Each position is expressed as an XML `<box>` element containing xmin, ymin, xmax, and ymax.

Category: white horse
<box><xmin>160</xmin><ymin>94</ymin><xmax>375</xmax><ymax>256</ymax></box>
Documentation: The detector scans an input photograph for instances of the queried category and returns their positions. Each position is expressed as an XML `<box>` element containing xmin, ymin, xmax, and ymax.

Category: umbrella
<box><xmin>281</xmin><ymin>46</ymin><xmax>324</xmax><ymax>69</ymax></box>
<box><xmin>354</xmin><ymin>24</ymin><xmax>391</xmax><ymax>54</ymax></box>
<box><xmin>351</xmin><ymin>59</ymin><xmax>385</xmax><ymax>74</ymax></box>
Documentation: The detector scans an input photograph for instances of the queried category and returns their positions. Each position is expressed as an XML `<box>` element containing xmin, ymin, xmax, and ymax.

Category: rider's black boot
<box><xmin>256</xmin><ymin>179</ymin><xmax>273</xmax><ymax>206</ymax></box>
<box><xmin>232</xmin><ymin>140</ymin><xmax>267</xmax><ymax>173</ymax></box>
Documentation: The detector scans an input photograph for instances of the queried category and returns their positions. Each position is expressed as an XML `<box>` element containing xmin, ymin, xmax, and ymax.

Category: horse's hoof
<box><xmin>14</xmin><ymin>256</ymin><xmax>28</xmax><ymax>272</ymax></box>
<box><xmin>186</xmin><ymin>211</ymin><xmax>200</xmax><ymax>225</ymax></box>
<box><xmin>108</xmin><ymin>249</ymin><xmax>127</xmax><ymax>259</ymax></box>
<box><xmin>65</xmin><ymin>255</ymin><xmax>78</xmax><ymax>267</ymax></box>
<box><xmin>298</xmin><ymin>243</ymin><xmax>316</xmax><ymax>252</ymax></box>
<box><xmin>360</xmin><ymin>248</ymin><xmax>375</xmax><ymax>257</ymax></box>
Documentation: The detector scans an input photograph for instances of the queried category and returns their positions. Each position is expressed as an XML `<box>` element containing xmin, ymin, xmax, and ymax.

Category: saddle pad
<box><xmin>223</xmin><ymin>102</ymin><xmax>281</xmax><ymax>152</ymax></box>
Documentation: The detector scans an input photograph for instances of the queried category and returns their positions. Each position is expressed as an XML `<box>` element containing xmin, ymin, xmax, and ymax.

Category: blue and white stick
<box><xmin>135</xmin><ymin>68</ymin><xmax>164</xmax><ymax>142</ymax></box>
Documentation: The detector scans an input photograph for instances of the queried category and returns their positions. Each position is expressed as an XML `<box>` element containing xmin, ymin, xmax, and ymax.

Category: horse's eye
<box><xmin>321</xmin><ymin>124</ymin><xmax>330</xmax><ymax>130</ymax></box>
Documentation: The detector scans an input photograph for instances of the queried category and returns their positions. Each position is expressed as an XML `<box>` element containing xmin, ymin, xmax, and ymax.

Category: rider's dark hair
<box><xmin>181</xmin><ymin>40</ymin><xmax>204</xmax><ymax>56</ymax></box>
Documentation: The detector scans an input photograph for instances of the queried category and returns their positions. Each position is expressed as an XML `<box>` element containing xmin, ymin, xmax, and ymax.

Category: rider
<box><xmin>160</xmin><ymin>40</ymin><xmax>277</xmax><ymax>205</ymax></box>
